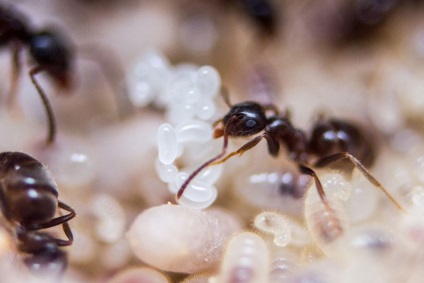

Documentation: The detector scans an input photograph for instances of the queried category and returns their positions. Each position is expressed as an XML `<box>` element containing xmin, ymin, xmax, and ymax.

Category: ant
<box><xmin>176</xmin><ymin>91</ymin><xmax>404</xmax><ymax>213</ymax></box>
<box><xmin>1</xmin><ymin>4</ymin><xmax>73</xmax><ymax>145</ymax></box>
<box><xmin>0</xmin><ymin>151</ymin><xmax>76</xmax><ymax>277</ymax></box>
<box><xmin>230</xmin><ymin>0</ymin><xmax>278</xmax><ymax>39</ymax></box>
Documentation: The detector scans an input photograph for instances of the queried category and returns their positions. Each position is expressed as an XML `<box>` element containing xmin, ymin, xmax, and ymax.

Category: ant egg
<box><xmin>216</xmin><ymin>232</ymin><xmax>269</xmax><ymax>283</ymax></box>
<box><xmin>157</xmin><ymin>123</ymin><xmax>178</xmax><ymax>165</ymax></box>
<box><xmin>195</xmin><ymin>98</ymin><xmax>217</xmax><ymax>120</ymax></box>
<box><xmin>126</xmin><ymin>204</ymin><xmax>239</xmax><ymax>273</ymax></box>
<box><xmin>195</xmin><ymin>66</ymin><xmax>221</xmax><ymax>98</ymax></box>
<box><xmin>127</xmin><ymin>50</ymin><xmax>171</xmax><ymax>108</ymax></box>
<box><xmin>166</xmin><ymin>103</ymin><xmax>197</xmax><ymax>125</ymax></box>
<box><xmin>175</xmin><ymin>172</ymin><xmax>217</xmax><ymax>209</ymax></box>
<box><xmin>155</xmin><ymin>159</ymin><xmax>179</xmax><ymax>183</ymax></box>
<box><xmin>254</xmin><ymin>211</ymin><xmax>311</xmax><ymax>248</ymax></box>
<box><xmin>175</xmin><ymin>120</ymin><xmax>213</xmax><ymax>143</ymax></box>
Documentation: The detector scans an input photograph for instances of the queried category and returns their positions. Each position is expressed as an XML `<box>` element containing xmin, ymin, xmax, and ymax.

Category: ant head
<box><xmin>221</xmin><ymin>101</ymin><xmax>267</xmax><ymax>136</ymax></box>
<box><xmin>29</xmin><ymin>30</ymin><xmax>73</xmax><ymax>89</ymax></box>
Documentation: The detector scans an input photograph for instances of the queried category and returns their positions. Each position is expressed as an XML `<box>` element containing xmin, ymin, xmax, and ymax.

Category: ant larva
<box><xmin>0</xmin><ymin>4</ymin><xmax>74</xmax><ymax>145</ymax></box>
<box><xmin>0</xmin><ymin>151</ymin><xmax>76</xmax><ymax>276</ymax></box>
<box><xmin>176</xmin><ymin>90</ymin><xmax>404</xmax><ymax>214</ymax></box>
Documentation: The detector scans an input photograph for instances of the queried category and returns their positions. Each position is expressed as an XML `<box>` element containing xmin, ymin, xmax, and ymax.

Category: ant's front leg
<box><xmin>209</xmin><ymin>132</ymin><xmax>269</xmax><ymax>166</ymax></box>
<box><xmin>29</xmin><ymin>66</ymin><xmax>57</xmax><ymax>145</ymax></box>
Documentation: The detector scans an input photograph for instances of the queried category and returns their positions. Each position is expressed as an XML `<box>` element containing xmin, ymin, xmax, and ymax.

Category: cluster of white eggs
<box><xmin>127</xmin><ymin>49</ymin><xmax>224</xmax><ymax>209</ymax></box>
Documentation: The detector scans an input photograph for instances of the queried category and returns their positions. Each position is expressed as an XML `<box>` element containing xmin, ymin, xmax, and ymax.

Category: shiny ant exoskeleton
<box><xmin>176</xmin><ymin>92</ymin><xmax>404</xmax><ymax>213</ymax></box>
<box><xmin>0</xmin><ymin>151</ymin><xmax>76</xmax><ymax>277</ymax></box>
<box><xmin>1</xmin><ymin>4</ymin><xmax>74</xmax><ymax>145</ymax></box>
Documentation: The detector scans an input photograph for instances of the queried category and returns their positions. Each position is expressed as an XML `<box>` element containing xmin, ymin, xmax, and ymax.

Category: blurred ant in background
<box><xmin>177</xmin><ymin>90</ymin><xmax>404</xmax><ymax>213</ymax></box>
<box><xmin>0</xmin><ymin>4</ymin><xmax>128</xmax><ymax>145</ymax></box>
<box><xmin>0</xmin><ymin>151</ymin><xmax>75</xmax><ymax>277</ymax></box>
<box><xmin>0</xmin><ymin>4</ymin><xmax>73</xmax><ymax>145</ymax></box>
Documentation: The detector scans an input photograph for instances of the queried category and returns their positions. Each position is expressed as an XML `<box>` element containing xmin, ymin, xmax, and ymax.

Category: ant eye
<box><xmin>246</xmin><ymin>119</ymin><xmax>257</xmax><ymax>128</ymax></box>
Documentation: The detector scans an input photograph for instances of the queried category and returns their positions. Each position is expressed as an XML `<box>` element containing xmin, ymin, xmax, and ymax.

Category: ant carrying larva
<box><xmin>176</xmin><ymin>88</ymin><xmax>405</xmax><ymax>216</ymax></box>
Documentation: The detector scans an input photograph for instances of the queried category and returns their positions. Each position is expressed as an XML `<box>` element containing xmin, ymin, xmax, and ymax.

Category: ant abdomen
<box><xmin>0</xmin><ymin>152</ymin><xmax>58</xmax><ymax>225</ymax></box>
<box><xmin>308</xmin><ymin>119</ymin><xmax>375</xmax><ymax>167</ymax></box>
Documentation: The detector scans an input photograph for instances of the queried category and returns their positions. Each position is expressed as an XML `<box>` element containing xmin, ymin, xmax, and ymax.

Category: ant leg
<box><xmin>313</xmin><ymin>152</ymin><xmax>405</xmax><ymax>212</ymax></box>
<box><xmin>298</xmin><ymin>164</ymin><xmax>329</xmax><ymax>206</ymax></box>
<box><xmin>209</xmin><ymin>133</ymin><xmax>268</xmax><ymax>166</ymax></box>
<box><xmin>176</xmin><ymin>131</ymin><xmax>230</xmax><ymax>200</ymax></box>
<box><xmin>7</xmin><ymin>42</ymin><xmax>22</xmax><ymax>111</ymax></box>
<box><xmin>29</xmin><ymin>66</ymin><xmax>57</xmax><ymax>145</ymax></box>
<box><xmin>176</xmin><ymin>116</ymin><xmax>240</xmax><ymax>200</ymax></box>
<box><xmin>24</xmin><ymin>201</ymin><xmax>76</xmax><ymax>234</ymax></box>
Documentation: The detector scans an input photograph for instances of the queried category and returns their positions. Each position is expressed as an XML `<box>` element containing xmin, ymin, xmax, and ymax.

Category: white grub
<box><xmin>233</xmin><ymin>157</ymin><xmax>310</xmax><ymax>217</ymax></box>
<box><xmin>344</xmin><ymin>168</ymin><xmax>380</xmax><ymax>224</ymax></box>
<box><xmin>304</xmin><ymin>172</ymin><xmax>349</xmax><ymax>252</ymax></box>
<box><xmin>107</xmin><ymin>267</ymin><xmax>169</xmax><ymax>283</ymax></box>
<box><xmin>332</xmin><ymin>223</ymin><xmax>408</xmax><ymax>283</ymax></box>
<box><xmin>254</xmin><ymin>211</ymin><xmax>311</xmax><ymax>248</ymax></box>
<box><xmin>269</xmin><ymin>249</ymin><xmax>299</xmax><ymax>283</ymax></box>
<box><xmin>215</xmin><ymin>232</ymin><xmax>269</xmax><ymax>283</ymax></box>
<box><xmin>181</xmin><ymin>273</ymin><xmax>214</xmax><ymax>283</ymax></box>
<box><xmin>126</xmin><ymin>204</ymin><xmax>241</xmax><ymax>273</ymax></box>
<box><xmin>90</xmin><ymin>193</ymin><xmax>126</xmax><ymax>243</ymax></box>
<box><xmin>286</xmin><ymin>259</ymin><xmax>342</xmax><ymax>283</ymax></box>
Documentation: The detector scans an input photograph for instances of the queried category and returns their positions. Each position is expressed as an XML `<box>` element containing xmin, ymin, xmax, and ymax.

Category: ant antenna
<box><xmin>176</xmin><ymin>116</ymin><xmax>233</xmax><ymax>201</ymax></box>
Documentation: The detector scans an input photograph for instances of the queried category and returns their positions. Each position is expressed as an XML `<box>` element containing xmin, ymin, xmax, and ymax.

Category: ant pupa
<box><xmin>0</xmin><ymin>151</ymin><xmax>76</xmax><ymax>277</ymax></box>
<box><xmin>176</xmin><ymin>89</ymin><xmax>405</xmax><ymax>215</ymax></box>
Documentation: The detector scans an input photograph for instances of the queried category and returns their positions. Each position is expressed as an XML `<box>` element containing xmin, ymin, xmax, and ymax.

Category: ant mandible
<box><xmin>1</xmin><ymin>4</ymin><xmax>72</xmax><ymax>145</ymax></box>
<box><xmin>0</xmin><ymin>151</ymin><xmax>76</xmax><ymax>276</ymax></box>
<box><xmin>176</xmin><ymin>90</ymin><xmax>404</xmax><ymax>212</ymax></box>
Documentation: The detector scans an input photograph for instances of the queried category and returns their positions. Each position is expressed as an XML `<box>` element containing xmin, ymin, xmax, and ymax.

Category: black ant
<box><xmin>176</xmin><ymin>91</ymin><xmax>404</xmax><ymax>213</ymax></box>
<box><xmin>230</xmin><ymin>0</ymin><xmax>278</xmax><ymax>39</ymax></box>
<box><xmin>1</xmin><ymin>4</ymin><xmax>73</xmax><ymax>145</ymax></box>
<box><xmin>0</xmin><ymin>151</ymin><xmax>76</xmax><ymax>277</ymax></box>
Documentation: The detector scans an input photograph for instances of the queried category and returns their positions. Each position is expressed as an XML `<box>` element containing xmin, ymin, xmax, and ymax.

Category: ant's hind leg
<box><xmin>29</xmin><ymin>66</ymin><xmax>57</xmax><ymax>145</ymax></box>
<box><xmin>298</xmin><ymin>164</ymin><xmax>329</xmax><ymax>206</ymax></box>
<box><xmin>313</xmin><ymin>152</ymin><xmax>405</xmax><ymax>212</ymax></box>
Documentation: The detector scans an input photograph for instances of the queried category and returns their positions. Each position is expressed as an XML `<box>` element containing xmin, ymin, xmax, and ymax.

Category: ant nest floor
<box><xmin>1</xmin><ymin>1</ymin><xmax>424</xmax><ymax>283</ymax></box>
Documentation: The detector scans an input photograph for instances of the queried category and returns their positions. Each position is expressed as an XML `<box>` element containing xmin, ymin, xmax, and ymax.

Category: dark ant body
<box><xmin>231</xmin><ymin>0</ymin><xmax>277</xmax><ymax>38</ymax></box>
<box><xmin>0</xmin><ymin>151</ymin><xmax>76</xmax><ymax>277</ymax></box>
<box><xmin>176</xmin><ymin>95</ymin><xmax>404</xmax><ymax>212</ymax></box>
<box><xmin>0</xmin><ymin>4</ymin><xmax>73</xmax><ymax>145</ymax></box>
